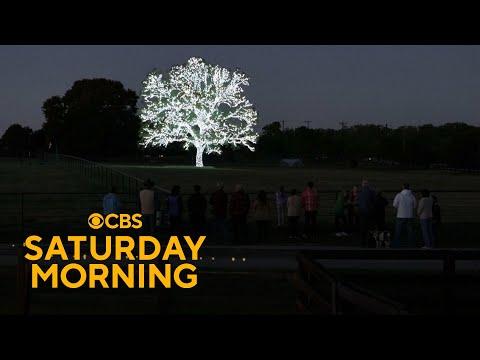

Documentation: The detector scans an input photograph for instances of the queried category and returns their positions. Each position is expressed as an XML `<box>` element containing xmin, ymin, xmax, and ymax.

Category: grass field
<box><xmin>106</xmin><ymin>163</ymin><xmax>480</xmax><ymax>193</ymax></box>
<box><xmin>0</xmin><ymin>158</ymin><xmax>108</xmax><ymax>237</ymax></box>
<box><xmin>0</xmin><ymin>158</ymin><xmax>105</xmax><ymax>193</ymax></box>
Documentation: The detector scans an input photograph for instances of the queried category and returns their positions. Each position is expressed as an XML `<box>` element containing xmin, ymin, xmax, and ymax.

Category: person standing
<box><xmin>139</xmin><ymin>179</ymin><xmax>156</xmax><ymax>236</ymax></box>
<box><xmin>373</xmin><ymin>190</ymin><xmax>389</xmax><ymax>231</ymax></box>
<box><xmin>229</xmin><ymin>184</ymin><xmax>250</xmax><ymax>244</ymax></box>
<box><xmin>357</xmin><ymin>180</ymin><xmax>376</xmax><ymax>247</ymax></box>
<box><xmin>167</xmin><ymin>185</ymin><xmax>183</xmax><ymax>235</ymax></box>
<box><xmin>287</xmin><ymin>189</ymin><xmax>302</xmax><ymax>239</ymax></box>
<box><xmin>103</xmin><ymin>186</ymin><xmax>121</xmax><ymax>238</ymax></box>
<box><xmin>275</xmin><ymin>186</ymin><xmax>287</xmax><ymax>227</ymax></box>
<box><xmin>333</xmin><ymin>189</ymin><xmax>348</xmax><ymax>237</ymax></box>
<box><xmin>418</xmin><ymin>189</ymin><xmax>434</xmax><ymax>248</ymax></box>
<box><xmin>392</xmin><ymin>183</ymin><xmax>417</xmax><ymax>248</ymax></box>
<box><xmin>209</xmin><ymin>181</ymin><xmax>228</xmax><ymax>243</ymax></box>
<box><xmin>187</xmin><ymin>184</ymin><xmax>207</xmax><ymax>241</ymax></box>
<box><xmin>253</xmin><ymin>190</ymin><xmax>271</xmax><ymax>243</ymax></box>
<box><xmin>103</xmin><ymin>186</ymin><xmax>121</xmax><ymax>216</ymax></box>
<box><xmin>301</xmin><ymin>181</ymin><xmax>318</xmax><ymax>240</ymax></box>
<box><xmin>347</xmin><ymin>186</ymin><xmax>359</xmax><ymax>233</ymax></box>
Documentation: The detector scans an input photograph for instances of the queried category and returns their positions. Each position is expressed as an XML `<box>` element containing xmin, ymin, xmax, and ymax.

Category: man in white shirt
<box><xmin>392</xmin><ymin>183</ymin><xmax>417</xmax><ymax>248</ymax></box>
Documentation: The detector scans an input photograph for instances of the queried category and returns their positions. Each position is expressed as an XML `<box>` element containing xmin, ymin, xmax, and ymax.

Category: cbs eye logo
<box><xmin>88</xmin><ymin>213</ymin><xmax>143</xmax><ymax>230</ymax></box>
<box><xmin>88</xmin><ymin>213</ymin><xmax>104</xmax><ymax>229</ymax></box>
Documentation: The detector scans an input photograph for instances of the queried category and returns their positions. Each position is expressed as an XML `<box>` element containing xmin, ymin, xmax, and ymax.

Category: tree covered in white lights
<box><xmin>139</xmin><ymin>57</ymin><xmax>259</xmax><ymax>167</ymax></box>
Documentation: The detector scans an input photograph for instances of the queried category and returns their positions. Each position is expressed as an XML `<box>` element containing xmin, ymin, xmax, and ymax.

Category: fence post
<box><xmin>17</xmin><ymin>246</ymin><xmax>29</xmax><ymax>314</ymax></box>
<box><xmin>20</xmin><ymin>193</ymin><xmax>24</xmax><ymax>237</ymax></box>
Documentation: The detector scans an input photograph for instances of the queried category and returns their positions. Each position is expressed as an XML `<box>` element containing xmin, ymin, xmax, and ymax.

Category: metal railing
<box><xmin>294</xmin><ymin>249</ymin><xmax>480</xmax><ymax>315</ymax></box>
<box><xmin>295</xmin><ymin>252</ymin><xmax>409</xmax><ymax>315</ymax></box>
<box><xmin>58</xmin><ymin>154</ymin><xmax>169</xmax><ymax>198</ymax></box>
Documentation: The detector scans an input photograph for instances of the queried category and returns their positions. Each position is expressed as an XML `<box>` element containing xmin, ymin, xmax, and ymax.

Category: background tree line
<box><xmin>1</xmin><ymin>78</ymin><xmax>479</xmax><ymax>168</ymax></box>
<box><xmin>256</xmin><ymin>121</ymin><xmax>480</xmax><ymax>168</ymax></box>
<box><xmin>0</xmin><ymin>78</ymin><xmax>140</xmax><ymax>161</ymax></box>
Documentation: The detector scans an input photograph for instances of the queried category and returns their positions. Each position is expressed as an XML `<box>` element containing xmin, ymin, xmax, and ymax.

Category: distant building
<box><xmin>280</xmin><ymin>158</ymin><xmax>304</xmax><ymax>168</ymax></box>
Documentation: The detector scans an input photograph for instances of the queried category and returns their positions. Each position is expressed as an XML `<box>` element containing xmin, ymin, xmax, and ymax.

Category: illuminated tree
<box><xmin>139</xmin><ymin>57</ymin><xmax>259</xmax><ymax>167</ymax></box>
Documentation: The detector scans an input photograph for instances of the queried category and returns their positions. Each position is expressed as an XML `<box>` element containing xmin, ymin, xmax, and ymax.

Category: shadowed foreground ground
<box><xmin>0</xmin><ymin>267</ymin><xmax>297</xmax><ymax>315</ymax></box>
<box><xmin>2</xmin><ymin>253</ymin><xmax>480</xmax><ymax>315</ymax></box>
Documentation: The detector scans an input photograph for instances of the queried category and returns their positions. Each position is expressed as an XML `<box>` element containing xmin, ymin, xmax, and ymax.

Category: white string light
<box><xmin>139</xmin><ymin>57</ymin><xmax>259</xmax><ymax>167</ymax></box>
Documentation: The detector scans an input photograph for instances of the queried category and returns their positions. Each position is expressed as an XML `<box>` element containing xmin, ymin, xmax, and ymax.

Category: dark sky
<box><xmin>1</xmin><ymin>45</ymin><xmax>479</xmax><ymax>136</ymax></box>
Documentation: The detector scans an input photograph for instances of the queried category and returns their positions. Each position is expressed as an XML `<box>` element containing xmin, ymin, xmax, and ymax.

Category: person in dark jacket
<box><xmin>253</xmin><ymin>190</ymin><xmax>271</xmax><ymax>243</ymax></box>
<box><xmin>167</xmin><ymin>185</ymin><xmax>183</xmax><ymax>235</ymax></box>
<box><xmin>229</xmin><ymin>184</ymin><xmax>250</xmax><ymax>244</ymax></box>
<box><xmin>373</xmin><ymin>190</ymin><xmax>389</xmax><ymax>231</ymax></box>
<box><xmin>187</xmin><ymin>184</ymin><xmax>207</xmax><ymax>240</ymax></box>
<box><xmin>357</xmin><ymin>179</ymin><xmax>376</xmax><ymax>247</ymax></box>
<box><xmin>209</xmin><ymin>181</ymin><xmax>228</xmax><ymax>243</ymax></box>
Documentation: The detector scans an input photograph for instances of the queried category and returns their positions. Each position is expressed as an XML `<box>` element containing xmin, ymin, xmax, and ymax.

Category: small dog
<box><xmin>371</xmin><ymin>230</ymin><xmax>391</xmax><ymax>248</ymax></box>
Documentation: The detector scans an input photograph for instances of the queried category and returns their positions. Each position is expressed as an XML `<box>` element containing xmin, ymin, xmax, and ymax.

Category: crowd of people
<box><xmin>331</xmin><ymin>181</ymin><xmax>441</xmax><ymax>248</ymax></box>
<box><xmin>102</xmin><ymin>178</ymin><xmax>442</xmax><ymax>249</ymax></box>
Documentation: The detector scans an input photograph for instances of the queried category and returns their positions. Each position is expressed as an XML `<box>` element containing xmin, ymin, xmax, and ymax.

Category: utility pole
<box><xmin>282</xmin><ymin>120</ymin><xmax>285</xmax><ymax>131</ymax></box>
<box><xmin>339</xmin><ymin>122</ymin><xmax>347</xmax><ymax>161</ymax></box>
<box><xmin>304</xmin><ymin>120</ymin><xmax>311</xmax><ymax>129</ymax></box>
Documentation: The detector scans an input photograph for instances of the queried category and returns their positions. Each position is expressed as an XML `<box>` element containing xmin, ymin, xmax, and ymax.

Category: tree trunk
<box><xmin>195</xmin><ymin>145</ymin><xmax>205</xmax><ymax>167</ymax></box>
